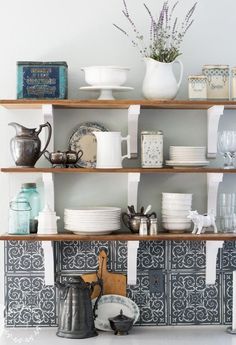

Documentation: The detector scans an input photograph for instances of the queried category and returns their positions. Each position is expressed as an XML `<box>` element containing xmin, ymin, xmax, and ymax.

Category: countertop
<box><xmin>1</xmin><ymin>326</ymin><xmax>236</xmax><ymax>345</ymax></box>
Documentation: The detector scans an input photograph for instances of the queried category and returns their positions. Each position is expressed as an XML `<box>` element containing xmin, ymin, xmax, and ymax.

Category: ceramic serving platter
<box><xmin>166</xmin><ymin>160</ymin><xmax>209</xmax><ymax>167</ymax></box>
<box><xmin>92</xmin><ymin>294</ymin><xmax>139</xmax><ymax>331</ymax></box>
<box><xmin>68</xmin><ymin>122</ymin><xmax>108</xmax><ymax>168</ymax></box>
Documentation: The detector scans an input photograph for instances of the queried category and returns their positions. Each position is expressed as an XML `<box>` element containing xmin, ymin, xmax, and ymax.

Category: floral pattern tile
<box><xmin>113</xmin><ymin>241</ymin><xmax>166</xmax><ymax>272</ymax></box>
<box><xmin>170</xmin><ymin>241</ymin><xmax>220</xmax><ymax>271</ymax></box>
<box><xmin>5</xmin><ymin>241</ymin><xmax>44</xmax><ymax>273</ymax></box>
<box><xmin>6</xmin><ymin>275</ymin><xmax>57</xmax><ymax>327</ymax></box>
<box><xmin>222</xmin><ymin>272</ymin><xmax>232</xmax><ymax>325</ymax></box>
<box><xmin>170</xmin><ymin>273</ymin><xmax>221</xmax><ymax>325</ymax></box>
<box><xmin>127</xmin><ymin>271</ymin><xmax>167</xmax><ymax>325</ymax></box>
<box><xmin>59</xmin><ymin>241</ymin><xmax>111</xmax><ymax>272</ymax></box>
<box><xmin>222</xmin><ymin>241</ymin><xmax>236</xmax><ymax>270</ymax></box>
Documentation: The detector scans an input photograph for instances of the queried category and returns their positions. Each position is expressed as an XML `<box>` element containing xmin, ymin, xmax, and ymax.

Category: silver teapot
<box><xmin>44</xmin><ymin>150</ymin><xmax>83</xmax><ymax>167</ymax></box>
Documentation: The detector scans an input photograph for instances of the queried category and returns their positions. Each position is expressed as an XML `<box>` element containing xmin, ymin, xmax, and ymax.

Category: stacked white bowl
<box><xmin>64</xmin><ymin>207</ymin><xmax>121</xmax><ymax>235</ymax></box>
<box><xmin>162</xmin><ymin>193</ymin><xmax>192</xmax><ymax>232</ymax></box>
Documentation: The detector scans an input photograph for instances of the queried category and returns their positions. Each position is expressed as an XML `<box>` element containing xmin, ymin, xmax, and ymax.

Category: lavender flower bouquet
<box><xmin>114</xmin><ymin>0</ymin><xmax>197</xmax><ymax>63</ymax></box>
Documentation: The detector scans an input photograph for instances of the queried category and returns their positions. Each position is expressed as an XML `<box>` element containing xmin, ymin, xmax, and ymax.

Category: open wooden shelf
<box><xmin>1</xmin><ymin>99</ymin><xmax>236</xmax><ymax>110</ymax></box>
<box><xmin>1</xmin><ymin>167</ymin><xmax>235</xmax><ymax>174</ymax></box>
<box><xmin>1</xmin><ymin>232</ymin><xmax>236</xmax><ymax>241</ymax></box>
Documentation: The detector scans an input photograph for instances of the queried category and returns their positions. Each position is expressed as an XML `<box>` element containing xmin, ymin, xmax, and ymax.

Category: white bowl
<box><xmin>162</xmin><ymin>193</ymin><xmax>192</xmax><ymax>199</ymax></box>
<box><xmin>162</xmin><ymin>222</ymin><xmax>191</xmax><ymax>231</ymax></box>
<box><xmin>81</xmin><ymin>66</ymin><xmax>130</xmax><ymax>86</ymax></box>
<box><xmin>162</xmin><ymin>204</ymin><xmax>192</xmax><ymax>211</ymax></box>
<box><xmin>162</xmin><ymin>209</ymin><xmax>190</xmax><ymax>217</ymax></box>
<box><xmin>162</xmin><ymin>217</ymin><xmax>190</xmax><ymax>222</ymax></box>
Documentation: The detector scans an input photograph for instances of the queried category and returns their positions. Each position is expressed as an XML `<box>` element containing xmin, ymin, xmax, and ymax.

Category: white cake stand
<box><xmin>80</xmin><ymin>86</ymin><xmax>134</xmax><ymax>100</ymax></box>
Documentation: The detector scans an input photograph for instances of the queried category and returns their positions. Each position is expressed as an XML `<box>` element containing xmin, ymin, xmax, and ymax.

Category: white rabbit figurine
<box><xmin>187</xmin><ymin>210</ymin><xmax>217</xmax><ymax>235</ymax></box>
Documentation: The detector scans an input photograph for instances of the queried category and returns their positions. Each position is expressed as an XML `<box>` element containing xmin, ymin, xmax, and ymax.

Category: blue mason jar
<box><xmin>18</xmin><ymin>183</ymin><xmax>41</xmax><ymax>233</ymax></box>
<box><xmin>9</xmin><ymin>198</ymin><xmax>31</xmax><ymax>235</ymax></box>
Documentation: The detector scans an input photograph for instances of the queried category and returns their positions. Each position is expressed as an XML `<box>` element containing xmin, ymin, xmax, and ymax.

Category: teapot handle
<box><xmin>173</xmin><ymin>60</ymin><xmax>184</xmax><ymax>90</ymax></box>
<box><xmin>147</xmin><ymin>212</ymin><xmax>157</xmax><ymax>219</ymax></box>
<box><xmin>122</xmin><ymin>212</ymin><xmax>131</xmax><ymax>230</ymax></box>
<box><xmin>92</xmin><ymin>278</ymin><xmax>103</xmax><ymax>319</ymax></box>
<box><xmin>36</xmin><ymin>122</ymin><xmax>52</xmax><ymax>159</ymax></box>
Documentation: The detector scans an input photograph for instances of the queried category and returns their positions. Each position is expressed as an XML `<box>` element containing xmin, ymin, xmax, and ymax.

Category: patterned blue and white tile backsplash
<box><xmin>4</xmin><ymin>240</ymin><xmax>236</xmax><ymax>327</ymax></box>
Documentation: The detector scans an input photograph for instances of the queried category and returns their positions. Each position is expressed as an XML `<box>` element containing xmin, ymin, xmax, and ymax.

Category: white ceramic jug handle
<box><xmin>174</xmin><ymin>59</ymin><xmax>184</xmax><ymax>90</ymax></box>
<box><xmin>121</xmin><ymin>135</ymin><xmax>131</xmax><ymax>161</ymax></box>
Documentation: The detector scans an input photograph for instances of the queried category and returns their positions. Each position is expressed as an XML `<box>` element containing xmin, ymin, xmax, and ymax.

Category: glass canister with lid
<box><xmin>18</xmin><ymin>183</ymin><xmax>41</xmax><ymax>233</ymax></box>
<box><xmin>9</xmin><ymin>197</ymin><xmax>31</xmax><ymax>235</ymax></box>
<box><xmin>202</xmin><ymin>64</ymin><xmax>229</xmax><ymax>99</ymax></box>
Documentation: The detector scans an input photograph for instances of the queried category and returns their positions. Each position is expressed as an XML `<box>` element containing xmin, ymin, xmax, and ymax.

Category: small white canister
<box><xmin>231</xmin><ymin>67</ymin><xmax>236</xmax><ymax>100</ymax></box>
<box><xmin>188</xmin><ymin>75</ymin><xmax>207</xmax><ymax>100</ymax></box>
<box><xmin>202</xmin><ymin>65</ymin><xmax>229</xmax><ymax>99</ymax></box>
<box><xmin>141</xmin><ymin>131</ymin><xmax>163</xmax><ymax>168</ymax></box>
<box><xmin>36</xmin><ymin>204</ymin><xmax>60</xmax><ymax>235</ymax></box>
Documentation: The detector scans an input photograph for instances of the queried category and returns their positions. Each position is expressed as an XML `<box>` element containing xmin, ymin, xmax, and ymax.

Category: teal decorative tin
<box><xmin>17</xmin><ymin>61</ymin><xmax>68</xmax><ymax>99</ymax></box>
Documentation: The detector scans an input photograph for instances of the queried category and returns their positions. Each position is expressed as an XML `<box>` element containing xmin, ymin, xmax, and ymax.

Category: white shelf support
<box><xmin>206</xmin><ymin>173</ymin><xmax>224</xmax><ymax>285</ymax></box>
<box><xmin>207</xmin><ymin>105</ymin><xmax>224</xmax><ymax>158</ymax></box>
<box><xmin>127</xmin><ymin>173</ymin><xmax>140</xmax><ymax>285</ymax></box>
<box><xmin>128</xmin><ymin>105</ymin><xmax>140</xmax><ymax>158</ymax></box>
<box><xmin>207</xmin><ymin>173</ymin><xmax>223</xmax><ymax>215</ymax></box>
<box><xmin>42</xmin><ymin>104</ymin><xmax>55</xmax><ymax>286</ymax></box>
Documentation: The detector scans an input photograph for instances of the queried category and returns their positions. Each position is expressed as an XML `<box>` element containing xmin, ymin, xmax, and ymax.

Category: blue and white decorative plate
<box><xmin>92</xmin><ymin>294</ymin><xmax>139</xmax><ymax>331</ymax></box>
<box><xmin>68</xmin><ymin>122</ymin><xmax>108</xmax><ymax>168</ymax></box>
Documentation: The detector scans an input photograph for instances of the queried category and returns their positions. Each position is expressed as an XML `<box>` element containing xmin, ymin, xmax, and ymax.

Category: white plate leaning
<box><xmin>92</xmin><ymin>294</ymin><xmax>139</xmax><ymax>331</ymax></box>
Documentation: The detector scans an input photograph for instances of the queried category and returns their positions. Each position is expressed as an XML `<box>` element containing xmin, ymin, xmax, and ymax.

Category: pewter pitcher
<box><xmin>56</xmin><ymin>276</ymin><xmax>103</xmax><ymax>339</ymax></box>
<box><xmin>9</xmin><ymin>122</ymin><xmax>52</xmax><ymax>167</ymax></box>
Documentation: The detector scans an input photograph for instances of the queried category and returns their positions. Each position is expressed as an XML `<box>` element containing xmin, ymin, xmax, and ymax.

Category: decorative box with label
<box><xmin>141</xmin><ymin>131</ymin><xmax>163</xmax><ymax>168</ymax></box>
<box><xmin>202</xmin><ymin>64</ymin><xmax>229</xmax><ymax>99</ymax></box>
<box><xmin>188</xmin><ymin>75</ymin><xmax>207</xmax><ymax>100</ymax></box>
<box><xmin>17</xmin><ymin>61</ymin><xmax>68</xmax><ymax>99</ymax></box>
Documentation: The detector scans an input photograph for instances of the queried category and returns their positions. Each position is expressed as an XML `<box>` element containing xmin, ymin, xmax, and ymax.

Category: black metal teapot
<box><xmin>56</xmin><ymin>276</ymin><xmax>103</xmax><ymax>339</ymax></box>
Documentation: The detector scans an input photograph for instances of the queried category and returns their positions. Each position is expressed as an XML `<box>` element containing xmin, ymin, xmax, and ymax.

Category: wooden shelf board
<box><xmin>1</xmin><ymin>99</ymin><xmax>236</xmax><ymax>110</ymax></box>
<box><xmin>1</xmin><ymin>167</ymin><xmax>236</xmax><ymax>174</ymax></box>
<box><xmin>1</xmin><ymin>232</ymin><xmax>236</xmax><ymax>241</ymax></box>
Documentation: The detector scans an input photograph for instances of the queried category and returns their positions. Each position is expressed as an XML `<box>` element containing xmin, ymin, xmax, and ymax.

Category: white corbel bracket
<box><xmin>205</xmin><ymin>241</ymin><xmax>223</xmax><ymax>285</ymax></box>
<box><xmin>127</xmin><ymin>173</ymin><xmax>140</xmax><ymax>285</ymax></box>
<box><xmin>207</xmin><ymin>105</ymin><xmax>224</xmax><ymax>158</ymax></box>
<box><xmin>206</xmin><ymin>173</ymin><xmax>224</xmax><ymax>285</ymax></box>
<box><xmin>42</xmin><ymin>241</ymin><xmax>55</xmax><ymax>286</ymax></box>
<box><xmin>128</xmin><ymin>105</ymin><xmax>141</xmax><ymax>158</ymax></box>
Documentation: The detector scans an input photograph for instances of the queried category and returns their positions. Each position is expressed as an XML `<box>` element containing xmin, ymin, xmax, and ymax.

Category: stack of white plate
<box><xmin>166</xmin><ymin>146</ymin><xmax>209</xmax><ymax>167</ymax></box>
<box><xmin>162</xmin><ymin>193</ymin><xmax>192</xmax><ymax>232</ymax></box>
<box><xmin>64</xmin><ymin>207</ymin><xmax>121</xmax><ymax>235</ymax></box>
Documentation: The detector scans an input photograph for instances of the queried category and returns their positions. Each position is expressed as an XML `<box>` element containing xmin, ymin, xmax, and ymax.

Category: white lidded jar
<box><xmin>231</xmin><ymin>67</ymin><xmax>236</xmax><ymax>100</ymax></box>
<box><xmin>188</xmin><ymin>75</ymin><xmax>207</xmax><ymax>100</ymax></box>
<box><xmin>202</xmin><ymin>65</ymin><xmax>229</xmax><ymax>99</ymax></box>
<box><xmin>35</xmin><ymin>204</ymin><xmax>60</xmax><ymax>235</ymax></box>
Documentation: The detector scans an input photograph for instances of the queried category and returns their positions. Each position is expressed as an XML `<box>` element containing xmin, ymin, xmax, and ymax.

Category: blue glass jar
<box><xmin>18</xmin><ymin>183</ymin><xmax>41</xmax><ymax>233</ymax></box>
<box><xmin>9</xmin><ymin>198</ymin><xmax>31</xmax><ymax>235</ymax></box>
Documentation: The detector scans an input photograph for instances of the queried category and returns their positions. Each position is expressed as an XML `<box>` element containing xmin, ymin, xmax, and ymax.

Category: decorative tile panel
<box><xmin>222</xmin><ymin>272</ymin><xmax>232</xmax><ymax>325</ymax></box>
<box><xmin>113</xmin><ymin>241</ymin><xmax>166</xmax><ymax>272</ymax></box>
<box><xmin>222</xmin><ymin>241</ymin><xmax>236</xmax><ymax>270</ymax></box>
<box><xmin>127</xmin><ymin>271</ymin><xmax>167</xmax><ymax>325</ymax></box>
<box><xmin>6</xmin><ymin>275</ymin><xmax>57</xmax><ymax>327</ymax></box>
<box><xmin>59</xmin><ymin>241</ymin><xmax>111</xmax><ymax>272</ymax></box>
<box><xmin>6</xmin><ymin>241</ymin><xmax>44</xmax><ymax>273</ymax></box>
<box><xmin>170</xmin><ymin>241</ymin><xmax>214</xmax><ymax>271</ymax></box>
<box><xmin>170</xmin><ymin>273</ymin><xmax>221</xmax><ymax>324</ymax></box>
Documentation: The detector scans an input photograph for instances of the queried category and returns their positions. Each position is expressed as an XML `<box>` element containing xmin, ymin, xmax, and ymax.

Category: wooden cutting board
<box><xmin>82</xmin><ymin>250</ymin><xmax>126</xmax><ymax>299</ymax></box>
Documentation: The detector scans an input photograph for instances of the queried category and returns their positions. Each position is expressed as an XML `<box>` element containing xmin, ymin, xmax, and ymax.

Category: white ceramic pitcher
<box><xmin>142</xmin><ymin>58</ymin><xmax>183</xmax><ymax>100</ymax></box>
<box><xmin>93</xmin><ymin>132</ymin><xmax>131</xmax><ymax>168</ymax></box>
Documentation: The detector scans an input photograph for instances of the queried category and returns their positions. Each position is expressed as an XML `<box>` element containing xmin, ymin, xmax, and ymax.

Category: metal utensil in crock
<box><xmin>109</xmin><ymin>309</ymin><xmax>134</xmax><ymax>335</ymax></box>
<box><xmin>56</xmin><ymin>276</ymin><xmax>103</xmax><ymax>339</ymax></box>
<box><xmin>122</xmin><ymin>212</ymin><xmax>157</xmax><ymax>233</ymax></box>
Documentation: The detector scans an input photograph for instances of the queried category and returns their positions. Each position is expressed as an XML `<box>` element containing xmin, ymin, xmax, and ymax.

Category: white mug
<box><xmin>93</xmin><ymin>131</ymin><xmax>131</xmax><ymax>168</ymax></box>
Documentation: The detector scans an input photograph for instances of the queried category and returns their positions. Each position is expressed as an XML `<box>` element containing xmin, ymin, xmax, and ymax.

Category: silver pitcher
<box><xmin>9</xmin><ymin>122</ymin><xmax>52</xmax><ymax>167</ymax></box>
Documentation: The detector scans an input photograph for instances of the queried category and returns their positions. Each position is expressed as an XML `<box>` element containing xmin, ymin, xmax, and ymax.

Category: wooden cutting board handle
<box><xmin>97</xmin><ymin>250</ymin><xmax>108</xmax><ymax>278</ymax></box>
